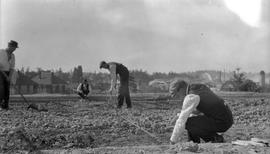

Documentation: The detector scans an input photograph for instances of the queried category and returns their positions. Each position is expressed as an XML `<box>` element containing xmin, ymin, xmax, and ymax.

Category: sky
<box><xmin>0</xmin><ymin>0</ymin><xmax>269</xmax><ymax>73</ymax></box>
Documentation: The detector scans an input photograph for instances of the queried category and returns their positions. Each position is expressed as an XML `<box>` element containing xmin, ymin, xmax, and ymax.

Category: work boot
<box><xmin>1</xmin><ymin>101</ymin><xmax>9</xmax><ymax>110</ymax></box>
<box><xmin>187</xmin><ymin>132</ymin><xmax>201</xmax><ymax>143</ymax></box>
<box><xmin>0</xmin><ymin>106</ymin><xmax>9</xmax><ymax>111</ymax></box>
<box><xmin>212</xmin><ymin>134</ymin><xmax>224</xmax><ymax>143</ymax></box>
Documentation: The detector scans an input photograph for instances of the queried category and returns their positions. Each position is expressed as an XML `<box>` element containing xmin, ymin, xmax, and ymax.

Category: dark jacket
<box><xmin>108</xmin><ymin>62</ymin><xmax>129</xmax><ymax>82</ymax></box>
<box><xmin>187</xmin><ymin>84</ymin><xmax>233</xmax><ymax>127</ymax></box>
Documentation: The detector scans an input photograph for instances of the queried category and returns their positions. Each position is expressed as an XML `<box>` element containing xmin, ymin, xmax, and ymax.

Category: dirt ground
<box><xmin>0</xmin><ymin>92</ymin><xmax>270</xmax><ymax>153</ymax></box>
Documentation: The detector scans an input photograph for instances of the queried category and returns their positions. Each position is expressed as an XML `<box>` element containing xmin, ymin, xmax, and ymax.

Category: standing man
<box><xmin>169</xmin><ymin>79</ymin><xmax>233</xmax><ymax>144</ymax></box>
<box><xmin>99</xmin><ymin>61</ymin><xmax>132</xmax><ymax>109</ymax></box>
<box><xmin>0</xmin><ymin>40</ymin><xmax>18</xmax><ymax>110</ymax></box>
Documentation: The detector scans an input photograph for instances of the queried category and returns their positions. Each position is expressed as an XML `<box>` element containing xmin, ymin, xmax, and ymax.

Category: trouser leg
<box><xmin>119</xmin><ymin>79</ymin><xmax>132</xmax><ymax>108</ymax></box>
<box><xmin>81</xmin><ymin>90</ymin><xmax>89</xmax><ymax>99</ymax></box>
<box><xmin>125</xmin><ymin>91</ymin><xmax>132</xmax><ymax>108</ymax></box>
<box><xmin>4</xmin><ymin>81</ymin><xmax>10</xmax><ymax>108</ymax></box>
<box><xmin>1</xmin><ymin>72</ymin><xmax>10</xmax><ymax>109</ymax></box>
<box><xmin>186</xmin><ymin>115</ymin><xmax>220</xmax><ymax>143</ymax></box>
<box><xmin>117</xmin><ymin>93</ymin><xmax>124</xmax><ymax>108</ymax></box>
<box><xmin>78</xmin><ymin>92</ymin><xmax>86</xmax><ymax>99</ymax></box>
<box><xmin>0</xmin><ymin>73</ymin><xmax>5</xmax><ymax>108</ymax></box>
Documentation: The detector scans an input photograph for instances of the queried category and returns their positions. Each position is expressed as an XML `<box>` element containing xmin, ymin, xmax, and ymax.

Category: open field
<box><xmin>1</xmin><ymin>92</ymin><xmax>270</xmax><ymax>153</ymax></box>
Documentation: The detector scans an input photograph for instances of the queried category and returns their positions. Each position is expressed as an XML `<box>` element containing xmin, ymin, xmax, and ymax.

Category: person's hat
<box><xmin>99</xmin><ymin>61</ymin><xmax>107</xmax><ymax>69</ymax></box>
<box><xmin>8</xmin><ymin>40</ymin><xmax>19</xmax><ymax>48</ymax></box>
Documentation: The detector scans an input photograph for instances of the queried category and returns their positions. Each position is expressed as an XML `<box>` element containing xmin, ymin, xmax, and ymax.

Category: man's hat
<box><xmin>8</xmin><ymin>40</ymin><xmax>19</xmax><ymax>48</ymax></box>
<box><xmin>99</xmin><ymin>61</ymin><xmax>107</xmax><ymax>69</ymax></box>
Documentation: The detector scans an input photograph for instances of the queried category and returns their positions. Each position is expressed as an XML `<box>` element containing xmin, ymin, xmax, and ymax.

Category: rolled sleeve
<box><xmin>170</xmin><ymin>94</ymin><xmax>200</xmax><ymax>143</ymax></box>
<box><xmin>109</xmin><ymin>64</ymin><xmax>117</xmax><ymax>91</ymax></box>
<box><xmin>10</xmin><ymin>54</ymin><xmax>15</xmax><ymax>70</ymax></box>
<box><xmin>77</xmin><ymin>83</ymin><xmax>82</xmax><ymax>92</ymax></box>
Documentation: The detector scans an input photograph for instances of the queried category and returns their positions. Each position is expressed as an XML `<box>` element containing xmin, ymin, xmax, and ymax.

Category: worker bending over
<box><xmin>169</xmin><ymin>79</ymin><xmax>233</xmax><ymax>144</ymax></box>
<box><xmin>99</xmin><ymin>61</ymin><xmax>132</xmax><ymax>109</ymax></box>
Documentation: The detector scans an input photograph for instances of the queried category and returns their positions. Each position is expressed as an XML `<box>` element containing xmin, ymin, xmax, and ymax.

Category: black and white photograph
<box><xmin>0</xmin><ymin>0</ymin><xmax>270</xmax><ymax>153</ymax></box>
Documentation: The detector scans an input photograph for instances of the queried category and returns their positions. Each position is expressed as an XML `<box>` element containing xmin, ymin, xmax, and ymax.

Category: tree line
<box><xmin>18</xmin><ymin>66</ymin><xmax>269</xmax><ymax>93</ymax></box>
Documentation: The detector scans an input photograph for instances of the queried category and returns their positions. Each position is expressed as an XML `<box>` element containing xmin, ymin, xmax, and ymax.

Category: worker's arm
<box><xmin>108</xmin><ymin>64</ymin><xmax>117</xmax><ymax>93</ymax></box>
<box><xmin>76</xmin><ymin>83</ymin><xmax>82</xmax><ymax>93</ymax></box>
<box><xmin>190</xmin><ymin>109</ymin><xmax>204</xmax><ymax>117</ymax></box>
<box><xmin>88</xmin><ymin>84</ymin><xmax>92</xmax><ymax>94</ymax></box>
<box><xmin>170</xmin><ymin>94</ymin><xmax>200</xmax><ymax>143</ymax></box>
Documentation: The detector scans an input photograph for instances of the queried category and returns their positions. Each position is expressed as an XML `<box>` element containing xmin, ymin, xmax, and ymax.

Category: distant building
<box><xmin>32</xmin><ymin>71</ymin><xmax>67</xmax><ymax>93</ymax></box>
<box><xmin>11</xmin><ymin>71</ymin><xmax>38</xmax><ymax>94</ymax></box>
<box><xmin>260</xmin><ymin>70</ymin><xmax>266</xmax><ymax>88</ymax></box>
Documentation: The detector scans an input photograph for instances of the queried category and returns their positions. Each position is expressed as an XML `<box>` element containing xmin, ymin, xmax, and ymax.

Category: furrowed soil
<box><xmin>0</xmin><ymin>92</ymin><xmax>270</xmax><ymax>153</ymax></box>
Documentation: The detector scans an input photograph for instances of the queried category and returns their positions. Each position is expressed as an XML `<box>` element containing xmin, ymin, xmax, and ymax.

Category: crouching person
<box><xmin>169</xmin><ymin>79</ymin><xmax>233</xmax><ymax>144</ymax></box>
<box><xmin>76</xmin><ymin>79</ymin><xmax>91</xmax><ymax>100</ymax></box>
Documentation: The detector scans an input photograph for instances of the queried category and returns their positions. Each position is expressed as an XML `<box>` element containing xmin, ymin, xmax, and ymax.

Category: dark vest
<box><xmin>81</xmin><ymin>83</ymin><xmax>89</xmax><ymax>93</ymax></box>
<box><xmin>187</xmin><ymin>84</ymin><xmax>232</xmax><ymax>123</ymax></box>
<box><xmin>109</xmin><ymin>62</ymin><xmax>129</xmax><ymax>80</ymax></box>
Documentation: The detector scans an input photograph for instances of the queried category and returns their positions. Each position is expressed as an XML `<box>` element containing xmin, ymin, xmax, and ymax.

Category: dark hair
<box><xmin>169</xmin><ymin>79</ymin><xmax>187</xmax><ymax>96</ymax></box>
<box><xmin>99</xmin><ymin>61</ymin><xmax>107</xmax><ymax>69</ymax></box>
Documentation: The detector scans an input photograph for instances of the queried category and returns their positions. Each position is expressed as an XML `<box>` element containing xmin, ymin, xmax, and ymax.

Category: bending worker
<box><xmin>0</xmin><ymin>40</ymin><xmax>19</xmax><ymax>110</ymax></box>
<box><xmin>99</xmin><ymin>61</ymin><xmax>132</xmax><ymax>109</ymax></box>
<box><xmin>169</xmin><ymin>79</ymin><xmax>233</xmax><ymax>144</ymax></box>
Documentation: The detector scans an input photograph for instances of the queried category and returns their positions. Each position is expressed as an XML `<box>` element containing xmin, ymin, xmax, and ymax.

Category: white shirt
<box><xmin>170</xmin><ymin>94</ymin><xmax>201</xmax><ymax>143</ymax></box>
<box><xmin>76</xmin><ymin>83</ymin><xmax>92</xmax><ymax>93</ymax></box>
<box><xmin>0</xmin><ymin>49</ymin><xmax>15</xmax><ymax>71</ymax></box>
<box><xmin>77</xmin><ymin>83</ymin><xmax>83</xmax><ymax>92</ymax></box>
<box><xmin>108</xmin><ymin>63</ymin><xmax>117</xmax><ymax>92</ymax></box>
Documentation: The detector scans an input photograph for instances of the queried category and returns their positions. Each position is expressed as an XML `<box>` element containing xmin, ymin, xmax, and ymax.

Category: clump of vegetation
<box><xmin>221</xmin><ymin>68</ymin><xmax>259</xmax><ymax>92</ymax></box>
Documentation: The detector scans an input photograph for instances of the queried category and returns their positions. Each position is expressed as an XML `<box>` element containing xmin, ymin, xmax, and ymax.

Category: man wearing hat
<box><xmin>99</xmin><ymin>61</ymin><xmax>132</xmax><ymax>109</ymax></box>
<box><xmin>0</xmin><ymin>40</ymin><xmax>19</xmax><ymax>110</ymax></box>
<box><xmin>168</xmin><ymin>79</ymin><xmax>233</xmax><ymax>144</ymax></box>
